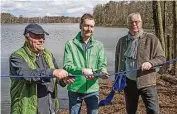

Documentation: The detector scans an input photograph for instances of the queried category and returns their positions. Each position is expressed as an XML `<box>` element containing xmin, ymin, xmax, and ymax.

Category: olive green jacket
<box><xmin>10</xmin><ymin>44</ymin><xmax>59</xmax><ymax>114</ymax></box>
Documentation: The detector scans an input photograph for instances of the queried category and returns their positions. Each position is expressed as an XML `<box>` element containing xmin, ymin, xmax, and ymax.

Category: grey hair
<box><xmin>127</xmin><ymin>12</ymin><xmax>142</xmax><ymax>24</ymax></box>
<box><xmin>24</xmin><ymin>33</ymin><xmax>30</xmax><ymax>38</ymax></box>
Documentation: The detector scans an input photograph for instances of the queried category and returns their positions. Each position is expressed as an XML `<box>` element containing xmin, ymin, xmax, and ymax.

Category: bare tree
<box><xmin>152</xmin><ymin>1</ymin><xmax>165</xmax><ymax>51</ymax></box>
<box><xmin>172</xmin><ymin>1</ymin><xmax>177</xmax><ymax>73</ymax></box>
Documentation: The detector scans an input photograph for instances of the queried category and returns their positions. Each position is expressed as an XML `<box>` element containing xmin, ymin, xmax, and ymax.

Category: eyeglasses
<box><xmin>29</xmin><ymin>32</ymin><xmax>45</xmax><ymax>40</ymax></box>
<box><xmin>129</xmin><ymin>20</ymin><xmax>141</xmax><ymax>24</ymax></box>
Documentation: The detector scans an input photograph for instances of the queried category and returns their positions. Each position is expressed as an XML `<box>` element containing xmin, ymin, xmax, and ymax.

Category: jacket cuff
<box><xmin>40</xmin><ymin>69</ymin><xmax>54</xmax><ymax>82</ymax></box>
<box><xmin>148</xmin><ymin>60</ymin><xmax>159</xmax><ymax>67</ymax></box>
<box><xmin>49</xmin><ymin>69</ymin><xmax>55</xmax><ymax>77</ymax></box>
<box><xmin>59</xmin><ymin>80</ymin><xmax>67</xmax><ymax>87</ymax></box>
<box><xmin>92</xmin><ymin>68</ymin><xmax>107</xmax><ymax>73</ymax></box>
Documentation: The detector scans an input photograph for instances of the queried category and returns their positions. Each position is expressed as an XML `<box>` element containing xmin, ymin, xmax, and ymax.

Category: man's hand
<box><xmin>100</xmin><ymin>71</ymin><xmax>109</xmax><ymax>79</ymax></box>
<box><xmin>63</xmin><ymin>76</ymin><xmax>75</xmax><ymax>84</ymax></box>
<box><xmin>53</xmin><ymin>69</ymin><xmax>68</xmax><ymax>79</ymax></box>
<box><xmin>141</xmin><ymin>62</ymin><xmax>152</xmax><ymax>71</ymax></box>
<box><xmin>82</xmin><ymin>68</ymin><xmax>95</xmax><ymax>80</ymax></box>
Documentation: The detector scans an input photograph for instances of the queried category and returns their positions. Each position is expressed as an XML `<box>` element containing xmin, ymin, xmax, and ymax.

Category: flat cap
<box><xmin>24</xmin><ymin>23</ymin><xmax>49</xmax><ymax>35</ymax></box>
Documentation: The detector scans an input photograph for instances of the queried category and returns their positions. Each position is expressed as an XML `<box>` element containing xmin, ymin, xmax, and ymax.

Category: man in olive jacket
<box><xmin>63</xmin><ymin>13</ymin><xmax>109</xmax><ymax>114</ymax></box>
<box><xmin>10</xmin><ymin>23</ymin><xmax>72</xmax><ymax>114</ymax></box>
<box><xmin>115</xmin><ymin>13</ymin><xmax>166</xmax><ymax>114</ymax></box>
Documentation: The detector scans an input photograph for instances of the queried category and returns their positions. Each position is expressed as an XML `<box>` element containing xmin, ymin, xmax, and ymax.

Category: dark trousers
<box><xmin>124</xmin><ymin>78</ymin><xmax>159</xmax><ymax>114</ymax></box>
<box><xmin>68</xmin><ymin>91</ymin><xmax>99</xmax><ymax>114</ymax></box>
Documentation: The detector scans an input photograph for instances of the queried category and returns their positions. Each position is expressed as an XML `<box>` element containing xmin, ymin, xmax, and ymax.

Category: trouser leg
<box><xmin>84</xmin><ymin>92</ymin><xmax>99</xmax><ymax>114</ymax></box>
<box><xmin>140</xmin><ymin>86</ymin><xmax>159</xmax><ymax>114</ymax></box>
<box><xmin>124</xmin><ymin>78</ymin><xmax>139</xmax><ymax>114</ymax></box>
<box><xmin>68</xmin><ymin>91</ymin><xmax>82</xmax><ymax>114</ymax></box>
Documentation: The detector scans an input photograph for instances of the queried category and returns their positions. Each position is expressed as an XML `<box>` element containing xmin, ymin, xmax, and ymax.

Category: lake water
<box><xmin>1</xmin><ymin>23</ymin><xmax>128</xmax><ymax>113</ymax></box>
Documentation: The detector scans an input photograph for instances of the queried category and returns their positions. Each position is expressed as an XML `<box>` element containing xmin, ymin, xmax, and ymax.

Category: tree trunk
<box><xmin>172</xmin><ymin>1</ymin><xmax>177</xmax><ymax>73</ymax></box>
<box><xmin>163</xmin><ymin>1</ymin><xmax>168</xmax><ymax>58</ymax></box>
<box><xmin>157</xmin><ymin>1</ymin><xmax>165</xmax><ymax>51</ymax></box>
<box><xmin>152</xmin><ymin>1</ymin><xmax>159</xmax><ymax>38</ymax></box>
<box><xmin>152</xmin><ymin>1</ymin><xmax>165</xmax><ymax>51</ymax></box>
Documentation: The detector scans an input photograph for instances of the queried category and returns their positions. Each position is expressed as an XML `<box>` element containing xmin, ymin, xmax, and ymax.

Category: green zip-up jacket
<box><xmin>63</xmin><ymin>32</ymin><xmax>107</xmax><ymax>93</ymax></box>
<box><xmin>10</xmin><ymin>43</ymin><xmax>59</xmax><ymax>114</ymax></box>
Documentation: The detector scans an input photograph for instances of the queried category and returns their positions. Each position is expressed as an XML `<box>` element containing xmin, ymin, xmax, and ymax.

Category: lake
<box><xmin>1</xmin><ymin>23</ymin><xmax>128</xmax><ymax>113</ymax></box>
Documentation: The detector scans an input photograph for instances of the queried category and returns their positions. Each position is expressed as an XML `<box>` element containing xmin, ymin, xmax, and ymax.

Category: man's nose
<box><xmin>88</xmin><ymin>26</ymin><xmax>92</xmax><ymax>31</ymax></box>
<box><xmin>132</xmin><ymin>22</ymin><xmax>137</xmax><ymax>26</ymax></box>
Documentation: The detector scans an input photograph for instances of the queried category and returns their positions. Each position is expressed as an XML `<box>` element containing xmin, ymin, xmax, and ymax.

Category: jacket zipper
<box><xmin>85</xmin><ymin>49</ymin><xmax>88</xmax><ymax>93</ymax></box>
<box><xmin>85</xmin><ymin>45</ymin><xmax>92</xmax><ymax>93</ymax></box>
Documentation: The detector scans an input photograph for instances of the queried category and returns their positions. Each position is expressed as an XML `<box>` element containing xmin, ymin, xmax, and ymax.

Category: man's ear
<box><xmin>25</xmin><ymin>37</ymin><xmax>28</xmax><ymax>42</ymax></box>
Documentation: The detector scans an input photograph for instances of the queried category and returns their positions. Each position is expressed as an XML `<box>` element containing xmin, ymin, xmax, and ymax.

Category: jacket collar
<box><xmin>73</xmin><ymin>32</ymin><xmax>96</xmax><ymax>48</ymax></box>
<box><xmin>128</xmin><ymin>29</ymin><xmax>144</xmax><ymax>40</ymax></box>
<box><xmin>23</xmin><ymin>42</ymin><xmax>37</xmax><ymax>62</ymax></box>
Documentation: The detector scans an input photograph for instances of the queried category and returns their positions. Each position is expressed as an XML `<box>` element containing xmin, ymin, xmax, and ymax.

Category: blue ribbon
<box><xmin>0</xmin><ymin>73</ymin><xmax>107</xmax><ymax>78</ymax></box>
<box><xmin>1</xmin><ymin>58</ymin><xmax>177</xmax><ymax>106</ymax></box>
<box><xmin>1</xmin><ymin>58</ymin><xmax>177</xmax><ymax>78</ymax></box>
<box><xmin>99</xmin><ymin>72</ymin><xmax>127</xmax><ymax>106</ymax></box>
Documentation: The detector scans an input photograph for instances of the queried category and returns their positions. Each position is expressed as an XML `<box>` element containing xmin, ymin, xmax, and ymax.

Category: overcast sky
<box><xmin>1</xmin><ymin>0</ymin><xmax>125</xmax><ymax>17</ymax></box>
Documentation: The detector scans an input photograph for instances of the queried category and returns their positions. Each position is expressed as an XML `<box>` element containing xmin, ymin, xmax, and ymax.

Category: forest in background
<box><xmin>0</xmin><ymin>13</ymin><xmax>80</xmax><ymax>23</ymax></box>
<box><xmin>93</xmin><ymin>1</ymin><xmax>174</xmax><ymax>28</ymax></box>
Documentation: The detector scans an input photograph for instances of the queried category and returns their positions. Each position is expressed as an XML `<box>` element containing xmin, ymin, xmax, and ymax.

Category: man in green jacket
<box><xmin>10</xmin><ymin>23</ymin><xmax>74</xmax><ymax>114</ymax></box>
<box><xmin>63</xmin><ymin>13</ymin><xmax>109</xmax><ymax>114</ymax></box>
<box><xmin>115</xmin><ymin>13</ymin><xmax>166</xmax><ymax>114</ymax></box>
